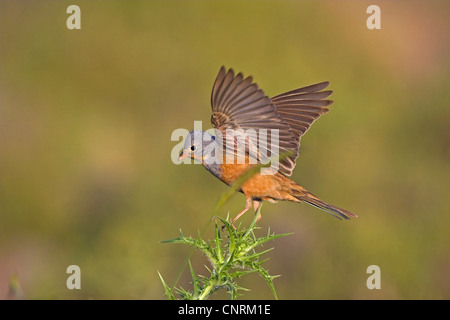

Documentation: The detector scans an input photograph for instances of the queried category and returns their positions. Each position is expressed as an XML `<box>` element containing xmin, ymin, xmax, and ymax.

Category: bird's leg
<box><xmin>231</xmin><ymin>197</ymin><xmax>252</xmax><ymax>230</ymax></box>
<box><xmin>253</xmin><ymin>200</ymin><xmax>262</xmax><ymax>223</ymax></box>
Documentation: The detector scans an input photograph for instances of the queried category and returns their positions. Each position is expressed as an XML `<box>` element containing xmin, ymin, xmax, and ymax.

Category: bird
<box><xmin>178</xmin><ymin>66</ymin><xmax>357</xmax><ymax>228</ymax></box>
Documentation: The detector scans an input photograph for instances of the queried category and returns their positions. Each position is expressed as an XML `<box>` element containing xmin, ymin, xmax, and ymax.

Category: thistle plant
<box><xmin>158</xmin><ymin>212</ymin><xmax>291</xmax><ymax>300</ymax></box>
<box><xmin>159</xmin><ymin>156</ymin><xmax>293</xmax><ymax>300</ymax></box>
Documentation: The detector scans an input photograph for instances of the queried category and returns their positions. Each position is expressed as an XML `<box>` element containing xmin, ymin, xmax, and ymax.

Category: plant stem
<box><xmin>198</xmin><ymin>281</ymin><xmax>214</xmax><ymax>300</ymax></box>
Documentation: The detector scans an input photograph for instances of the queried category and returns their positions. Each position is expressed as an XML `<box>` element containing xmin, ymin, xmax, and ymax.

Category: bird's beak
<box><xmin>178</xmin><ymin>150</ymin><xmax>188</xmax><ymax>161</ymax></box>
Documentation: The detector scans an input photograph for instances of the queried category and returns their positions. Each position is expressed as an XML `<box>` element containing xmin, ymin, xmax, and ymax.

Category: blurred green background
<box><xmin>1</xmin><ymin>0</ymin><xmax>449</xmax><ymax>299</ymax></box>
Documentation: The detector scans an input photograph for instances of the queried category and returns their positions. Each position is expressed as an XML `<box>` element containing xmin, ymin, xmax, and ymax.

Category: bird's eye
<box><xmin>190</xmin><ymin>145</ymin><xmax>196</xmax><ymax>151</ymax></box>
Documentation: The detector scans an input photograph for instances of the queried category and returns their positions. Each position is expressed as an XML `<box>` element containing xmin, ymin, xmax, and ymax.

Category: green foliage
<box><xmin>159</xmin><ymin>212</ymin><xmax>291</xmax><ymax>300</ymax></box>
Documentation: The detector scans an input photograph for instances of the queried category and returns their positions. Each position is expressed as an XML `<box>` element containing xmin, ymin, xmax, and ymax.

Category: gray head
<box><xmin>178</xmin><ymin>130</ymin><xmax>217</xmax><ymax>163</ymax></box>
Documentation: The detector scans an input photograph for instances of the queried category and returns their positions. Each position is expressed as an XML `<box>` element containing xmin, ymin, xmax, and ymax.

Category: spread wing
<box><xmin>210</xmin><ymin>67</ymin><xmax>298</xmax><ymax>175</ymax></box>
<box><xmin>210</xmin><ymin>66</ymin><xmax>332</xmax><ymax>176</ymax></box>
<box><xmin>271</xmin><ymin>82</ymin><xmax>333</xmax><ymax>144</ymax></box>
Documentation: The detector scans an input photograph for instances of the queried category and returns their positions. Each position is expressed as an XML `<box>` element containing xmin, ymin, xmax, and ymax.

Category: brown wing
<box><xmin>271</xmin><ymin>82</ymin><xmax>333</xmax><ymax>142</ymax></box>
<box><xmin>210</xmin><ymin>67</ymin><xmax>298</xmax><ymax>176</ymax></box>
<box><xmin>270</xmin><ymin>82</ymin><xmax>333</xmax><ymax>173</ymax></box>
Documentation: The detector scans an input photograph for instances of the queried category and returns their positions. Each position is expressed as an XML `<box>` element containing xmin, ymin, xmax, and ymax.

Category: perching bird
<box><xmin>178</xmin><ymin>67</ymin><xmax>357</xmax><ymax>227</ymax></box>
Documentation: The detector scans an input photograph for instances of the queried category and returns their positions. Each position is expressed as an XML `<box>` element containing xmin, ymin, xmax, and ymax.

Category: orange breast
<box><xmin>219</xmin><ymin>158</ymin><xmax>298</xmax><ymax>202</ymax></box>
<box><xmin>218</xmin><ymin>154</ymin><xmax>256</xmax><ymax>185</ymax></box>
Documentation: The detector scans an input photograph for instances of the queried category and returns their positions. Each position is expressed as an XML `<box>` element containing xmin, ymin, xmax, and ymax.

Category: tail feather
<box><xmin>300</xmin><ymin>195</ymin><xmax>357</xmax><ymax>220</ymax></box>
<box><xmin>290</xmin><ymin>184</ymin><xmax>357</xmax><ymax>220</ymax></box>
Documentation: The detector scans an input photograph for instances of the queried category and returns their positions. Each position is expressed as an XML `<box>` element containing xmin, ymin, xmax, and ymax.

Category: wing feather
<box><xmin>210</xmin><ymin>67</ymin><xmax>333</xmax><ymax>176</ymax></box>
